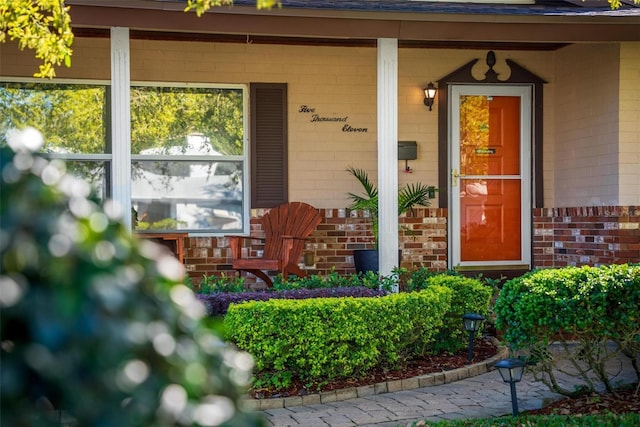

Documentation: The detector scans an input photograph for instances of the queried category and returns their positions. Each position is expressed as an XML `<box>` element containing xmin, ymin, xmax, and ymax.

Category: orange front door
<box><xmin>451</xmin><ymin>86</ymin><xmax>531</xmax><ymax>268</ymax></box>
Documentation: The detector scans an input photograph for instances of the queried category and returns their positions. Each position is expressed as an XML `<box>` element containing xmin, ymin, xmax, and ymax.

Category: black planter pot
<box><xmin>353</xmin><ymin>249</ymin><xmax>402</xmax><ymax>274</ymax></box>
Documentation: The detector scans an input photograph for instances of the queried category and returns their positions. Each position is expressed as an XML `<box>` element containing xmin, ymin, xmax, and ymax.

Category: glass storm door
<box><xmin>450</xmin><ymin>85</ymin><xmax>531</xmax><ymax>269</ymax></box>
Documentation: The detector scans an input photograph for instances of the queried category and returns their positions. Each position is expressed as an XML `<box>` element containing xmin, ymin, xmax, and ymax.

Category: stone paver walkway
<box><xmin>258</xmin><ymin>351</ymin><xmax>638</xmax><ymax>426</ymax></box>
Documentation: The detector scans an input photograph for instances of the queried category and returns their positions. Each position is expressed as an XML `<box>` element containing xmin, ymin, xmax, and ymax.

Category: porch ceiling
<box><xmin>67</xmin><ymin>0</ymin><xmax>640</xmax><ymax>46</ymax></box>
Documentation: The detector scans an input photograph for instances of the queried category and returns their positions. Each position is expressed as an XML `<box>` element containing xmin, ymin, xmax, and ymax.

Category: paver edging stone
<box><xmin>254</xmin><ymin>341</ymin><xmax>508</xmax><ymax>410</ymax></box>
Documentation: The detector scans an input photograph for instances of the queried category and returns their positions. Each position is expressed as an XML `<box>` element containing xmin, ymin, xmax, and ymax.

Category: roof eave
<box><xmin>66</xmin><ymin>2</ymin><xmax>640</xmax><ymax>43</ymax></box>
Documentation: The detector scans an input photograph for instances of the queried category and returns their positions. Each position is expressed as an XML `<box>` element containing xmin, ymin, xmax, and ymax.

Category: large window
<box><xmin>130</xmin><ymin>85</ymin><xmax>246</xmax><ymax>233</ymax></box>
<box><xmin>0</xmin><ymin>81</ymin><xmax>110</xmax><ymax>196</ymax></box>
<box><xmin>1</xmin><ymin>80</ymin><xmax>248</xmax><ymax>234</ymax></box>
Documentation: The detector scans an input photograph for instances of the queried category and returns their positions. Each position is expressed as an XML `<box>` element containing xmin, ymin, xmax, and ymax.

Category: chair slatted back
<box><xmin>261</xmin><ymin>202</ymin><xmax>322</xmax><ymax>262</ymax></box>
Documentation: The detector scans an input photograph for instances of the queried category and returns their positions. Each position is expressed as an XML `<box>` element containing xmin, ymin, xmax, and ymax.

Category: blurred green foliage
<box><xmin>0</xmin><ymin>130</ymin><xmax>263</xmax><ymax>426</ymax></box>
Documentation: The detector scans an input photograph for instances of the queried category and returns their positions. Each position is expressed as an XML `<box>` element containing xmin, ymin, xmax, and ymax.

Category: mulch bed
<box><xmin>251</xmin><ymin>338</ymin><xmax>497</xmax><ymax>399</ymax></box>
<box><xmin>521</xmin><ymin>385</ymin><xmax>640</xmax><ymax>416</ymax></box>
<box><xmin>250</xmin><ymin>339</ymin><xmax>640</xmax><ymax>416</ymax></box>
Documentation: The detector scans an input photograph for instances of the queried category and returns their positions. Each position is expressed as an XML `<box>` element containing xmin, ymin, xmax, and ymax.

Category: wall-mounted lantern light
<box><xmin>462</xmin><ymin>313</ymin><xmax>485</xmax><ymax>362</ymax></box>
<box><xmin>423</xmin><ymin>82</ymin><xmax>437</xmax><ymax>111</ymax></box>
<box><xmin>495</xmin><ymin>358</ymin><xmax>526</xmax><ymax>416</ymax></box>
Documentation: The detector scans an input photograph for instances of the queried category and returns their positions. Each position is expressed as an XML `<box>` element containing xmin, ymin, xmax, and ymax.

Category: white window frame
<box><xmin>1</xmin><ymin>76</ymin><xmax>113</xmax><ymax>200</ymax></box>
<box><xmin>1</xmin><ymin>77</ymin><xmax>250</xmax><ymax>236</ymax></box>
<box><xmin>129</xmin><ymin>81</ymin><xmax>250</xmax><ymax>236</ymax></box>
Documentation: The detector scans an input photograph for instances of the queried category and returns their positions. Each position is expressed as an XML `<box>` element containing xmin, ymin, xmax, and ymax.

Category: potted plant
<box><xmin>346</xmin><ymin>166</ymin><xmax>436</xmax><ymax>273</ymax></box>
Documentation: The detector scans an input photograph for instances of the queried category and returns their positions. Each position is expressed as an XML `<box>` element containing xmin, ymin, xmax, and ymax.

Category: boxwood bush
<box><xmin>197</xmin><ymin>286</ymin><xmax>387</xmax><ymax>316</ymax></box>
<box><xmin>409</xmin><ymin>274</ymin><xmax>494</xmax><ymax>353</ymax></box>
<box><xmin>494</xmin><ymin>264</ymin><xmax>640</xmax><ymax>395</ymax></box>
<box><xmin>224</xmin><ymin>286</ymin><xmax>453</xmax><ymax>389</ymax></box>
<box><xmin>0</xmin><ymin>131</ymin><xmax>261</xmax><ymax>426</ymax></box>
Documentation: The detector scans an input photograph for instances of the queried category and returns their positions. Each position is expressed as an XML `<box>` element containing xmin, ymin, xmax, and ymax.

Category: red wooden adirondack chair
<box><xmin>227</xmin><ymin>202</ymin><xmax>322</xmax><ymax>287</ymax></box>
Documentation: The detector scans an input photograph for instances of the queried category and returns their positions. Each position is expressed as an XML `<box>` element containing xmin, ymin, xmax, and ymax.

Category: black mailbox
<box><xmin>398</xmin><ymin>141</ymin><xmax>417</xmax><ymax>160</ymax></box>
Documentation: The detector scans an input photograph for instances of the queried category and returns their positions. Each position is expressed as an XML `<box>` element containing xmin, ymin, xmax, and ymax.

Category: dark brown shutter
<box><xmin>250</xmin><ymin>83</ymin><xmax>288</xmax><ymax>208</ymax></box>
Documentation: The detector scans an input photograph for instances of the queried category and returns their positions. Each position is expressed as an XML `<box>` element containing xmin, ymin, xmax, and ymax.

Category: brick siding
<box><xmin>533</xmin><ymin>206</ymin><xmax>640</xmax><ymax>268</ymax></box>
<box><xmin>183</xmin><ymin>205</ymin><xmax>640</xmax><ymax>284</ymax></box>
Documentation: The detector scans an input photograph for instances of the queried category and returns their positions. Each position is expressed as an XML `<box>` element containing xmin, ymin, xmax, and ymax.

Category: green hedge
<box><xmin>224</xmin><ymin>286</ymin><xmax>453</xmax><ymax>389</ymax></box>
<box><xmin>494</xmin><ymin>264</ymin><xmax>640</xmax><ymax>349</ymax></box>
<box><xmin>1</xmin><ymin>136</ymin><xmax>260</xmax><ymax>426</ymax></box>
<box><xmin>494</xmin><ymin>264</ymin><xmax>640</xmax><ymax>395</ymax></box>
<box><xmin>413</xmin><ymin>275</ymin><xmax>494</xmax><ymax>353</ymax></box>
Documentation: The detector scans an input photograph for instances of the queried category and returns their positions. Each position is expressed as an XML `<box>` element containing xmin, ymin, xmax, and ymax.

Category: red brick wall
<box><xmin>183</xmin><ymin>207</ymin><xmax>448</xmax><ymax>283</ymax></box>
<box><xmin>533</xmin><ymin>206</ymin><xmax>640</xmax><ymax>268</ymax></box>
<box><xmin>183</xmin><ymin>205</ymin><xmax>640</xmax><ymax>283</ymax></box>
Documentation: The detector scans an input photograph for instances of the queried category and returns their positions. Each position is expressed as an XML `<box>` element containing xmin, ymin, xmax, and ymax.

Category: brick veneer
<box><xmin>183</xmin><ymin>207</ymin><xmax>448</xmax><ymax>283</ymax></box>
<box><xmin>183</xmin><ymin>205</ymin><xmax>640</xmax><ymax>284</ymax></box>
<box><xmin>533</xmin><ymin>206</ymin><xmax>640</xmax><ymax>268</ymax></box>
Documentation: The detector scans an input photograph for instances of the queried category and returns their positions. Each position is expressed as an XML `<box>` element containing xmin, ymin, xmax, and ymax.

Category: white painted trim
<box><xmin>110</xmin><ymin>27</ymin><xmax>132</xmax><ymax>231</ymax></box>
<box><xmin>130</xmin><ymin>155</ymin><xmax>245</xmax><ymax>161</ymax></box>
<box><xmin>377</xmin><ymin>38</ymin><xmax>399</xmax><ymax>278</ymax></box>
<box><xmin>128</xmin><ymin>83</ymin><xmax>249</xmax><ymax>235</ymax></box>
<box><xmin>3</xmin><ymin>65</ymin><xmax>250</xmax><ymax>237</ymax></box>
<box><xmin>241</xmin><ymin>85</ymin><xmax>250</xmax><ymax>236</ymax></box>
<box><xmin>449</xmin><ymin>84</ymin><xmax>532</xmax><ymax>269</ymax></box>
<box><xmin>45</xmin><ymin>154</ymin><xmax>112</xmax><ymax>160</ymax></box>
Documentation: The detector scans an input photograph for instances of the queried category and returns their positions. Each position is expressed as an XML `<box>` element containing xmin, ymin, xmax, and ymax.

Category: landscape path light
<box><xmin>462</xmin><ymin>312</ymin><xmax>485</xmax><ymax>362</ymax></box>
<box><xmin>495</xmin><ymin>358</ymin><xmax>526</xmax><ymax>416</ymax></box>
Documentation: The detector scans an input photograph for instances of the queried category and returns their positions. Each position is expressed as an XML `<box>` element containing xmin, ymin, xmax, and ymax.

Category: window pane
<box><xmin>131</xmin><ymin>86</ymin><xmax>244</xmax><ymax>156</ymax></box>
<box><xmin>132</xmin><ymin>160</ymin><xmax>243</xmax><ymax>231</ymax></box>
<box><xmin>0</xmin><ymin>82</ymin><xmax>108</xmax><ymax>154</ymax></box>
<box><xmin>64</xmin><ymin>160</ymin><xmax>109</xmax><ymax>200</ymax></box>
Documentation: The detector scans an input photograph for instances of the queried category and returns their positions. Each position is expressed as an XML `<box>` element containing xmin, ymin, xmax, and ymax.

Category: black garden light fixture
<box><xmin>462</xmin><ymin>312</ymin><xmax>485</xmax><ymax>362</ymax></box>
<box><xmin>423</xmin><ymin>82</ymin><xmax>437</xmax><ymax>111</ymax></box>
<box><xmin>495</xmin><ymin>358</ymin><xmax>526</xmax><ymax>416</ymax></box>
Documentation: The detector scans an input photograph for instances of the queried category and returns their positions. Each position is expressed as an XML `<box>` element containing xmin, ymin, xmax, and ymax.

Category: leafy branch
<box><xmin>0</xmin><ymin>0</ymin><xmax>280</xmax><ymax>78</ymax></box>
<box><xmin>0</xmin><ymin>0</ymin><xmax>73</xmax><ymax>78</ymax></box>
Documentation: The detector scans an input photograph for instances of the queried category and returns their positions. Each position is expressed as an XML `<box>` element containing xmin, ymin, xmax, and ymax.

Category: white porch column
<box><xmin>110</xmin><ymin>27</ymin><xmax>132</xmax><ymax>231</ymax></box>
<box><xmin>377</xmin><ymin>38</ymin><xmax>399</xmax><ymax>278</ymax></box>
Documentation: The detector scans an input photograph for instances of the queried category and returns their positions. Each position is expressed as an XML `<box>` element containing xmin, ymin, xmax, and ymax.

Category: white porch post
<box><xmin>377</xmin><ymin>38</ymin><xmax>399</xmax><ymax>278</ymax></box>
<box><xmin>110</xmin><ymin>27</ymin><xmax>132</xmax><ymax>231</ymax></box>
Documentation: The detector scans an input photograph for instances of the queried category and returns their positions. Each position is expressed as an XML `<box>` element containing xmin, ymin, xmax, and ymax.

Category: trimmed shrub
<box><xmin>0</xmin><ymin>132</ymin><xmax>260</xmax><ymax>426</ymax></box>
<box><xmin>410</xmin><ymin>274</ymin><xmax>493</xmax><ymax>353</ymax></box>
<box><xmin>223</xmin><ymin>286</ymin><xmax>453</xmax><ymax>389</ymax></box>
<box><xmin>197</xmin><ymin>286</ymin><xmax>387</xmax><ymax>316</ymax></box>
<box><xmin>494</xmin><ymin>264</ymin><xmax>640</xmax><ymax>395</ymax></box>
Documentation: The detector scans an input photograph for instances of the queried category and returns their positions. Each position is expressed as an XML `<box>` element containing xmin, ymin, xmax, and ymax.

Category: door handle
<box><xmin>452</xmin><ymin>169</ymin><xmax>465</xmax><ymax>187</ymax></box>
